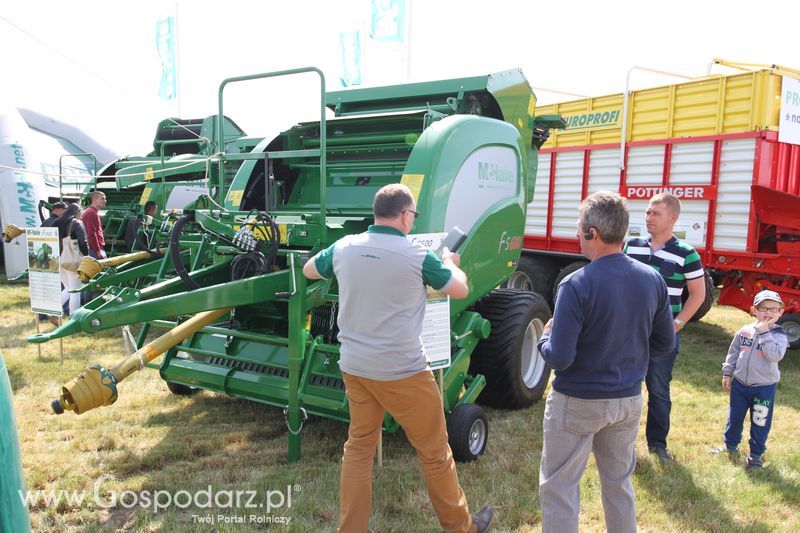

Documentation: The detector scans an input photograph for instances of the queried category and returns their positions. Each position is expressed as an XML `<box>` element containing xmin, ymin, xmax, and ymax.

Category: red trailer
<box><xmin>513</xmin><ymin>61</ymin><xmax>800</xmax><ymax>347</ymax></box>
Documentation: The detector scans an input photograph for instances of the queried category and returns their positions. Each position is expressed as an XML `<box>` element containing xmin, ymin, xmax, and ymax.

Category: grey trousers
<box><xmin>539</xmin><ymin>389</ymin><xmax>643</xmax><ymax>533</ymax></box>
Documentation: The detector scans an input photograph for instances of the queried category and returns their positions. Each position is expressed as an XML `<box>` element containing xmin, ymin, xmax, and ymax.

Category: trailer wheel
<box><xmin>166</xmin><ymin>381</ymin><xmax>199</xmax><ymax>395</ymax></box>
<box><xmin>552</xmin><ymin>261</ymin><xmax>588</xmax><ymax>304</ymax></box>
<box><xmin>683</xmin><ymin>271</ymin><xmax>716</xmax><ymax>322</ymax></box>
<box><xmin>470</xmin><ymin>289</ymin><xmax>552</xmax><ymax>408</ymax></box>
<box><xmin>503</xmin><ymin>256</ymin><xmax>558</xmax><ymax>303</ymax></box>
<box><xmin>447</xmin><ymin>403</ymin><xmax>488</xmax><ymax>462</ymax></box>
<box><xmin>777</xmin><ymin>313</ymin><xmax>800</xmax><ymax>349</ymax></box>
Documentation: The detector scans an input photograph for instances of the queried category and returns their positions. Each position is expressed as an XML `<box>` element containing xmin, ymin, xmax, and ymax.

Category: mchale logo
<box><xmin>478</xmin><ymin>162</ymin><xmax>514</xmax><ymax>184</ymax></box>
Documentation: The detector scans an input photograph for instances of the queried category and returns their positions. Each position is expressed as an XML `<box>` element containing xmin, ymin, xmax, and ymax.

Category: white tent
<box><xmin>0</xmin><ymin>106</ymin><xmax>117</xmax><ymax>278</ymax></box>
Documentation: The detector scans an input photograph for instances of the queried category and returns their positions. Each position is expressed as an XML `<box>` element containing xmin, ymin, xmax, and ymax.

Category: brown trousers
<box><xmin>338</xmin><ymin>370</ymin><xmax>473</xmax><ymax>533</ymax></box>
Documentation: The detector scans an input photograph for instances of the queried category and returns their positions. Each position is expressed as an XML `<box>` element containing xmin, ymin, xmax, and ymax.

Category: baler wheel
<box><xmin>166</xmin><ymin>381</ymin><xmax>199</xmax><ymax>396</ymax></box>
<box><xmin>777</xmin><ymin>313</ymin><xmax>800</xmax><ymax>349</ymax></box>
<box><xmin>446</xmin><ymin>403</ymin><xmax>488</xmax><ymax>462</ymax></box>
<box><xmin>470</xmin><ymin>289</ymin><xmax>552</xmax><ymax>408</ymax></box>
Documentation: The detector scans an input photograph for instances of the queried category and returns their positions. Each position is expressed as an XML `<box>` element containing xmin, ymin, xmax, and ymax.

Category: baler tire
<box><xmin>166</xmin><ymin>381</ymin><xmax>199</xmax><ymax>396</ymax></box>
<box><xmin>470</xmin><ymin>289</ymin><xmax>552</xmax><ymax>409</ymax></box>
<box><xmin>502</xmin><ymin>255</ymin><xmax>558</xmax><ymax>303</ymax></box>
<box><xmin>446</xmin><ymin>403</ymin><xmax>488</xmax><ymax>462</ymax></box>
<box><xmin>777</xmin><ymin>313</ymin><xmax>800</xmax><ymax>349</ymax></box>
<box><xmin>684</xmin><ymin>271</ymin><xmax>716</xmax><ymax>322</ymax></box>
<box><xmin>552</xmin><ymin>261</ymin><xmax>588</xmax><ymax>305</ymax></box>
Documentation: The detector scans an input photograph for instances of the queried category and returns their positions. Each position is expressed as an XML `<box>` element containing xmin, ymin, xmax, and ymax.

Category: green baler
<box><xmin>53</xmin><ymin>115</ymin><xmax>250</xmax><ymax>257</ymax></box>
<box><xmin>32</xmin><ymin>67</ymin><xmax>562</xmax><ymax>462</ymax></box>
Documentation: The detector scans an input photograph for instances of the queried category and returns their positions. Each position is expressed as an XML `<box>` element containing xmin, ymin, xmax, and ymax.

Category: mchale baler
<box><xmin>30</xmin><ymin>67</ymin><xmax>563</xmax><ymax>462</ymax></box>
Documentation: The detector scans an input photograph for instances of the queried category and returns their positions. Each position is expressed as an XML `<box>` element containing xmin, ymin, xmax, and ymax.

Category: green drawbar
<box><xmin>0</xmin><ymin>350</ymin><xmax>31</xmax><ymax>533</ymax></box>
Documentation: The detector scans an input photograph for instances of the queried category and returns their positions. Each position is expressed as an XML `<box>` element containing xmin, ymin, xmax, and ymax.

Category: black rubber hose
<box><xmin>230</xmin><ymin>251</ymin><xmax>267</xmax><ymax>280</ymax></box>
<box><xmin>38</xmin><ymin>200</ymin><xmax>48</xmax><ymax>224</ymax></box>
<box><xmin>169</xmin><ymin>213</ymin><xmax>200</xmax><ymax>290</ymax></box>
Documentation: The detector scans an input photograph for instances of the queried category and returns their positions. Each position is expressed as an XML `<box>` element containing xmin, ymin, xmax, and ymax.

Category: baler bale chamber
<box><xmin>32</xmin><ymin>67</ymin><xmax>562</xmax><ymax>462</ymax></box>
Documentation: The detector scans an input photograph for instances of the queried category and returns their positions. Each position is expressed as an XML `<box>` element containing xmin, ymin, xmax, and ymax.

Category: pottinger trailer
<box><xmin>505</xmin><ymin>60</ymin><xmax>800</xmax><ymax>347</ymax></box>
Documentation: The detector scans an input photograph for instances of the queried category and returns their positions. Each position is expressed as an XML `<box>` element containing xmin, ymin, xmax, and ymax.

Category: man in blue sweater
<box><xmin>537</xmin><ymin>191</ymin><xmax>675</xmax><ymax>533</ymax></box>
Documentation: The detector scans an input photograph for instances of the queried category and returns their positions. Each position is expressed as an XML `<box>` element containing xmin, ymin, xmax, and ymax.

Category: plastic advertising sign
<box><xmin>779</xmin><ymin>76</ymin><xmax>800</xmax><ymax>145</ymax></box>
<box><xmin>26</xmin><ymin>227</ymin><xmax>62</xmax><ymax>316</ymax></box>
<box><xmin>408</xmin><ymin>232</ymin><xmax>451</xmax><ymax>369</ymax></box>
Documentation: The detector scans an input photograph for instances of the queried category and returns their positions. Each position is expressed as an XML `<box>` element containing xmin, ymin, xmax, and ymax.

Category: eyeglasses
<box><xmin>756</xmin><ymin>306</ymin><xmax>782</xmax><ymax>313</ymax></box>
<box><xmin>403</xmin><ymin>209</ymin><xmax>419</xmax><ymax>219</ymax></box>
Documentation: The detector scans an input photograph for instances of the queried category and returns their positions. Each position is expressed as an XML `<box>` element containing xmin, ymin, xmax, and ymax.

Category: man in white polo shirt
<box><xmin>304</xmin><ymin>183</ymin><xmax>493</xmax><ymax>533</ymax></box>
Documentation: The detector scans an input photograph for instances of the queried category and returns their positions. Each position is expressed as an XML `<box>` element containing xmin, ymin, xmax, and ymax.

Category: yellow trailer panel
<box><xmin>537</xmin><ymin>69</ymin><xmax>784</xmax><ymax>148</ymax></box>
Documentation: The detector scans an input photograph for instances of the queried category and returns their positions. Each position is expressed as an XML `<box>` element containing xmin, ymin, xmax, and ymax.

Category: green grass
<box><xmin>1</xmin><ymin>281</ymin><xmax>799</xmax><ymax>532</ymax></box>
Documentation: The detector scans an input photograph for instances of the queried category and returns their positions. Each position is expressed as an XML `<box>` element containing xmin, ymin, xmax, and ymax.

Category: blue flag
<box><xmin>370</xmin><ymin>0</ymin><xmax>406</xmax><ymax>42</ymax></box>
<box><xmin>156</xmin><ymin>16</ymin><xmax>177</xmax><ymax>100</ymax></box>
<box><xmin>339</xmin><ymin>31</ymin><xmax>363</xmax><ymax>87</ymax></box>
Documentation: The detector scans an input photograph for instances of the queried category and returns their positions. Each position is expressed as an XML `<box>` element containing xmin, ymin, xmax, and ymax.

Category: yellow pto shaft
<box><xmin>2</xmin><ymin>224</ymin><xmax>24</xmax><ymax>243</ymax></box>
<box><xmin>77</xmin><ymin>248</ymin><xmax>168</xmax><ymax>282</ymax></box>
<box><xmin>50</xmin><ymin>307</ymin><xmax>230</xmax><ymax>415</ymax></box>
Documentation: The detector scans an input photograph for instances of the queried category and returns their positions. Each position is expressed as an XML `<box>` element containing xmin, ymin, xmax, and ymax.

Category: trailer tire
<box><xmin>683</xmin><ymin>271</ymin><xmax>716</xmax><ymax>322</ymax></box>
<box><xmin>709</xmin><ymin>270</ymin><xmax>725</xmax><ymax>287</ymax></box>
<box><xmin>470</xmin><ymin>289</ymin><xmax>552</xmax><ymax>409</ymax></box>
<box><xmin>502</xmin><ymin>255</ymin><xmax>558</xmax><ymax>302</ymax></box>
<box><xmin>777</xmin><ymin>313</ymin><xmax>800</xmax><ymax>349</ymax></box>
<box><xmin>446</xmin><ymin>403</ymin><xmax>488</xmax><ymax>462</ymax></box>
<box><xmin>166</xmin><ymin>381</ymin><xmax>199</xmax><ymax>396</ymax></box>
<box><xmin>552</xmin><ymin>261</ymin><xmax>588</xmax><ymax>304</ymax></box>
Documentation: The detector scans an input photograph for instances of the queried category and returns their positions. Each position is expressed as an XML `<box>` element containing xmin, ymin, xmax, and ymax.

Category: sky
<box><xmin>2</xmin><ymin>0</ymin><xmax>799</xmax><ymax>157</ymax></box>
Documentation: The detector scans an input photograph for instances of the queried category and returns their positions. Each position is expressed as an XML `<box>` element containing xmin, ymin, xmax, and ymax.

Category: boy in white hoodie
<box><xmin>710</xmin><ymin>290</ymin><xmax>789</xmax><ymax>470</ymax></box>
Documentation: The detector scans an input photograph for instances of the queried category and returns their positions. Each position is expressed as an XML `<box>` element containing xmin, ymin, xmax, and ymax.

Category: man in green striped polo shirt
<box><xmin>624</xmin><ymin>192</ymin><xmax>706</xmax><ymax>462</ymax></box>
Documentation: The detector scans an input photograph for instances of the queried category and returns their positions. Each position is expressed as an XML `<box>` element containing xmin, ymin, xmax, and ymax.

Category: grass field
<box><xmin>1</xmin><ymin>281</ymin><xmax>799</xmax><ymax>532</ymax></box>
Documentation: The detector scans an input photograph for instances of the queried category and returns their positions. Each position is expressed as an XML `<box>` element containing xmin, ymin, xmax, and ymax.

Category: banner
<box><xmin>339</xmin><ymin>31</ymin><xmax>363</xmax><ymax>87</ymax></box>
<box><xmin>366</xmin><ymin>0</ymin><xmax>408</xmax><ymax>85</ymax></box>
<box><xmin>156</xmin><ymin>14</ymin><xmax>177</xmax><ymax>101</ymax></box>
<box><xmin>26</xmin><ymin>227</ymin><xmax>62</xmax><ymax>316</ymax></box>
<box><xmin>338</xmin><ymin>0</ymin><xmax>409</xmax><ymax>87</ymax></box>
<box><xmin>370</xmin><ymin>0</ymin><xmax>406</xmax><ymax>42</ymax></box>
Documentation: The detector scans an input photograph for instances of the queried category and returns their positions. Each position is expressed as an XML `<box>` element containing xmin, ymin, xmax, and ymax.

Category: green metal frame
<box><xmin>58</xmin><ymin>152</ymin><xmax>98</xmax><ymax>200</ymax></box>
<box><xmin>217</xmin><ymin>67</ymin><xmax>328</xmax><ymax>243</ymax></box>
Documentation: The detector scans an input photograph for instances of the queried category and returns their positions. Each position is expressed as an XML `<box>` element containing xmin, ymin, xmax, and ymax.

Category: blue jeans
<box><xmin>724</xmin><ymin>378</ymin><xmax>777</xmax><ymax>457</ymax></box>
<box><xmin>645</xmin><ymin>332</ymin><xmax>679</xmax><ymax>449</ymax></box>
